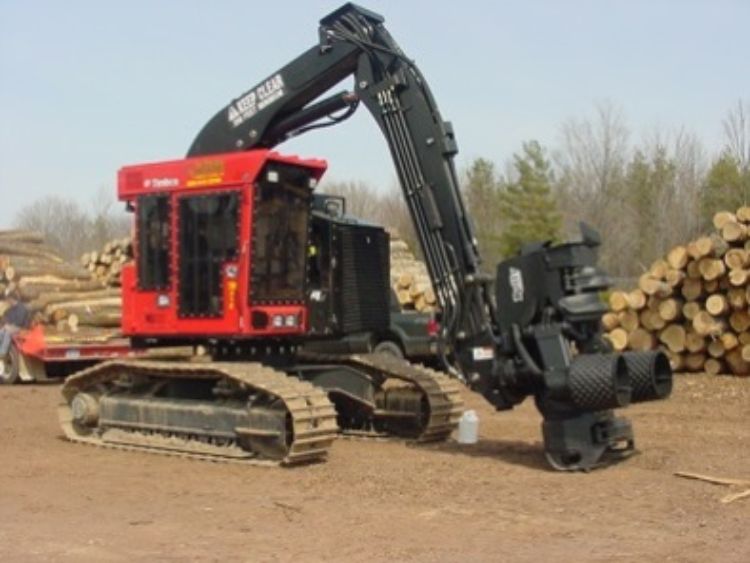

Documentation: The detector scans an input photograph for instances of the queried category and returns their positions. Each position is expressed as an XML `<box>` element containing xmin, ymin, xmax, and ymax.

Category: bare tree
<box><xmin>638</xmin><ymin>126</ymin><xmax>706</xmax><ymax>243</ymax></box>
<box><xmin>553</xmin><ymin>101</ymin><xmax>632</xmax><ymax>277</ymax></box>
<box><xmin>14</xmin><ymin>196</ymin><xmax>93</xmax><ymax>261</ymax></box>
<box><xmin>377</xmin><ymin>184</ymin><xmax>419</xmax><ymax>254</ymax></box>
<box><xmin>666</xmin><ymin>128</ymin><xmax>707</xmax><ymax>240</ymax></box>
<box><xmin>556</xmin><ymin>100</ymin><xmax>630</xmax><ymax>198</ymax></box>
<box><xmin>723</xmin><ymin>99</ymin><xmax>750</xmax><ymax>171</ymax></box>
<box><xmin>320</xmin><ymin>179</ymin><xmax>381</xmax><ymax>222</ymax></box>
<box><xmin>13</xmin><ymin>189</ymin><xmax>132</xmax><ymax>262</ymax></box>
<box><xmin>89</xmin><ymin>186</ymin><xmax>132</xmax><ymax>247</ymax></box>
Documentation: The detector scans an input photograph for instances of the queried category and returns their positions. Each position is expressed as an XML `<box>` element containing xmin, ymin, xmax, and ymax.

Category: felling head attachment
<box><xmin>493</xmin><ymin>223</ymin><xmax>673</xmax><ymax>470</ymax></box>
<box><xmin>495</xmin><ymin>222</ymin><xmax>610</xmax><ymax>341</ymax></box>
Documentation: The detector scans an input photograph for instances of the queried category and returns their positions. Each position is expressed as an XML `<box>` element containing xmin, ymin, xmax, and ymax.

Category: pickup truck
<box><xmin>303</xmin><ymin>290</ymin><xmax>439</xmax><ymax>361</ymax></box>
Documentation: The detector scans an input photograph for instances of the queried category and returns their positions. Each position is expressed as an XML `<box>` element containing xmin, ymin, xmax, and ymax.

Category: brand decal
<box><xmin>509</xmin><ymin>267</ymin><xmax>524</xmax><ymax>303</ymax></box>
<box><xmin>143</xmin><ymin>177</ymin><xmax>179</xmax><ymax>189</ymax></box>
<box><xmin>472</xmin><ymin>347</ymin><xmax>494</xmax><ymax>361</ymax></box>
<box><xmin>228</xmin><ymin>73</ymin><xmax>285</xmax><ymax>128</ymax></box>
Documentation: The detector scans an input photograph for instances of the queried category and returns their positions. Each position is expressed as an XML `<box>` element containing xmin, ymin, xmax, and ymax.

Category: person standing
<box><xmin>0</xmin><ymin>293</ymin><xmax>32</xmax><ymax>383</ymax></box>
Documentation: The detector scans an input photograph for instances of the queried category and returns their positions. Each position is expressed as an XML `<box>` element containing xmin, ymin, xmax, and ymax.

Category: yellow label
<box><xmin>187</xmin><ymin>160</ymin><xmax>225</xmax><ymax>187</ymax></box>
<box><xmin>227</xmin><ymin>279</ymin><xmax>238</xmax><ymax>311</ymax></box>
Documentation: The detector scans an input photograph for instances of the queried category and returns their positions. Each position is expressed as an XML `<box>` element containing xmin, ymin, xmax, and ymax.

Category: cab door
<box><xmin>176</xmin><ymin>189</ymin><xmax>241</xmax><ymax>332</ymax></box>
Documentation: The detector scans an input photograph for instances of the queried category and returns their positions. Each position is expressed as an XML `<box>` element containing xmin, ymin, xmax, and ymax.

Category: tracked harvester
<box><xmin>61</xmin><ymin>3</ymin><xmax>672</xmax><ymax>470</ymax></box>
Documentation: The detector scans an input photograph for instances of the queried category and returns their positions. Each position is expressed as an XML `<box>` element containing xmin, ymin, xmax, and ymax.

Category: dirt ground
<box><xmin>1</xmin><ymin>374</ymin><xmax>748</xmax><ymax>562</ymax></box>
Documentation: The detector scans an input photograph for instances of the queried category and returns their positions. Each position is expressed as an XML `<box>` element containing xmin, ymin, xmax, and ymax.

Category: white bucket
<box><xmin>457</xmin><ymin>409</ymin><xmax>479</xmax><ymax>444</ymax></box>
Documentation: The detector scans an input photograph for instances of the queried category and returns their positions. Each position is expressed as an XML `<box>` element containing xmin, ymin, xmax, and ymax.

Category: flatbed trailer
<box><xmin>3</xmin><ymin>326</ymin><xmax>147</xmax><ymax>383</ymax></box>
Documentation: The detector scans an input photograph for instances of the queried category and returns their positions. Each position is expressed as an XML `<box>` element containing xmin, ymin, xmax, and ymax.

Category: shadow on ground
<box><xmin>415</xmin><ymin>438</ymin><xmax>552</xmax><ymax>471</ymax></box>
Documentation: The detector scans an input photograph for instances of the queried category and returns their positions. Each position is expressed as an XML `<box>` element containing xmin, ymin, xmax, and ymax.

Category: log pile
<box><xmin>389</xmin><ymin>232</ymin><xmax>436</xmax><ymax>312</ymax></box>
<box><xmin>80</xmin><ymin>237</ymin><xmax>133</xmax><ymax>287</ymax></box>
<box><xmin>604</xmin><ymin>207</ymin><xmax>750</xmax><ymax>376</ymax></box>
<box><xmin>0</xmin><ymin>230</ymin><xmax>122</xmax><ymax>334</ymax></box>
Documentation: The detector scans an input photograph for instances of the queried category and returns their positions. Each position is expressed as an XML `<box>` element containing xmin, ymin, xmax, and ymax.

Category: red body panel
<box><xmin>118</xmin><ymin>150</ymin><xmax>326</xmax><ymax>340</ymax></box>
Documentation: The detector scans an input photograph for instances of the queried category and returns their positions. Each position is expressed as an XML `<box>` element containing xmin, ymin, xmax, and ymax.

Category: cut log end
<box><xmin>605</xmin><ymin>329</ymin><xmax>628</xmax><ymax>352</ymax></box>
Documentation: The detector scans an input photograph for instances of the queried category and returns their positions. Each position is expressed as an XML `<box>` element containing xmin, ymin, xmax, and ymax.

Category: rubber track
<box><xmin>300</xmin><ymin>352</ymin><xmax>464</xmax><ymax>443</ymax></box>
<box><xmin>59</xmin><ymin>360</ymin><xmax>338</xmax><ymax>466</ymax></box>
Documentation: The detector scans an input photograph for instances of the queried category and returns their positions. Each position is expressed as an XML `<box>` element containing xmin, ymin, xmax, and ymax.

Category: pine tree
<box><xmin>463</xmin><ymin>158</ymin><xmax>504</xmax><ymax>266</ymax></box>
<box><xmin>700</xmin><ymin>153</ymin><xmax>750</xmax><ymax>226</ymax></box>
<box><xmin>497</xmin><ymin>141</ymin><xmax>562</xmax><ymax>257</ymax></box>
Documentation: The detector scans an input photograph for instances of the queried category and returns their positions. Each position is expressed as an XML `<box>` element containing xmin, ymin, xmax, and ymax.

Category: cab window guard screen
<box><xmin>251</xmin><ymin>165</ymin><xmax>312</xmax><ymax>303</ymax></box>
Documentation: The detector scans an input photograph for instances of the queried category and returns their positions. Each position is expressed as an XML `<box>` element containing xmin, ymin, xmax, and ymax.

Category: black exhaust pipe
<box><xmin>622</xmin><ymin>351</ymin><xmax>673</xmax><ymax>403</ymax></box>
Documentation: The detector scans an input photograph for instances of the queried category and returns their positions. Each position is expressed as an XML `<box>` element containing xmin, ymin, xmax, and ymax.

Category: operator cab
<box><xmin>118</xmin><ymin>150</ymin><xmax>389</xmax><ymax>346</ymax></box>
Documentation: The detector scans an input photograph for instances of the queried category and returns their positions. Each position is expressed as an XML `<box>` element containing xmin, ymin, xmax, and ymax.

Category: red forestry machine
<box><xmin>60</xmin><ymin>3</ymin><xmax>672</xmax><ymax>470</ymax></box>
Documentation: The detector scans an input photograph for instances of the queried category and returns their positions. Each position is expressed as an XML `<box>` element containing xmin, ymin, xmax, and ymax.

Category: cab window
<box><xmin>137</xmin><ymin>195</ymin><xmax>171</xmax><ymax>290</ymax></box>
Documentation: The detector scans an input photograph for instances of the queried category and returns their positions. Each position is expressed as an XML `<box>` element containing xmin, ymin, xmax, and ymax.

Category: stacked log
<box><xmin>603</xmin><ymin>207</ymin><xmax>750</xmax><ymax>376</ymax></box>
<box><xmin>80</xmin><ymin>237</ymin><xmax>133</xmax><ymax>287</ymax></box>
<box><xmin>389</xmin><ymin>232</ymin><xmax>436</xmax><ymax>312</ymax></box>
<box><xmin>0</xmin><ymin>230</ymin><xmax>121</xmax><ymax>333</ymax></box>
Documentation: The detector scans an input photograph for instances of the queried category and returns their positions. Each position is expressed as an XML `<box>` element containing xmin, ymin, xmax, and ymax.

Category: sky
<box><xmin>1</xmin><ymin>0</ymin><xmax>749</xmax><ymax>226</ymax></box>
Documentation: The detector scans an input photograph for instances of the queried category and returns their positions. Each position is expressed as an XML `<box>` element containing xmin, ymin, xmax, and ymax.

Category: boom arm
<box><xmin>189</xmin><ymin>3</ymin><xmax>495</xmax><ymax>378</ymax></box>
<box><xmin>188</xmin><ymin>3</ymin><xmax>673</xmax><ymax>470</ymax></box>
